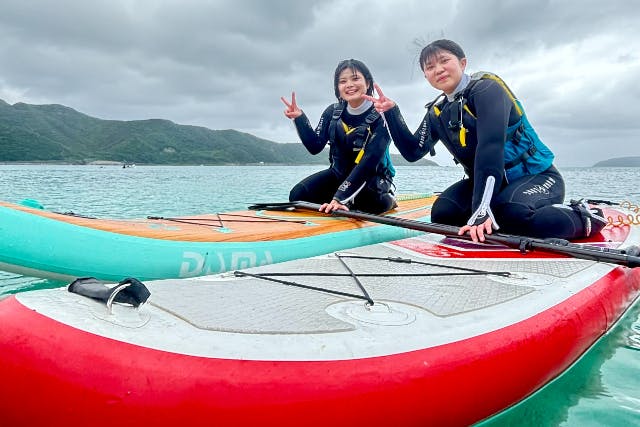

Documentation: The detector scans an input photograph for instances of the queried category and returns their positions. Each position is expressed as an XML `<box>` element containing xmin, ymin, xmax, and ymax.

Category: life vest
<box><xmin>328</xmin><ymin>102</ymin><xmax>396</xmax><ymax>176</ymax></box>
<box><xmin>428</xmin><ymin>72</ymin><xmax>554</xmax><ymax>182</ymax></box>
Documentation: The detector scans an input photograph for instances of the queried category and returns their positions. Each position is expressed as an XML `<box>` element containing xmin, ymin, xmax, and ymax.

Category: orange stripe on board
<box><xmin>0</xmin><ymin>196</ymin><xmax>435</xmax><ymax>242</ymax></box>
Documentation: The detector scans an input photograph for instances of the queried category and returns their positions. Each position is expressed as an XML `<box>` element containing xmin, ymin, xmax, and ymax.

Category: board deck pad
<box><xmin>148</xmin><ymin>235</ymin><xmax>598</xmax><ymax>333</ymax></box>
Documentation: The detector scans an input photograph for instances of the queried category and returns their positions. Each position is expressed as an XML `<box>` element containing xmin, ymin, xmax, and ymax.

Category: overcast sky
<box><xmin>1</xmin><ymin>0</ymin><xmax>638</xmax><ymax>166</ymax></box>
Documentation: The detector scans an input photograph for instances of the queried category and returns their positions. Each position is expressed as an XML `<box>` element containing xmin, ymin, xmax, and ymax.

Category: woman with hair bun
<box><xmin>365</xmin><ymin>39</ymin><xmax>606</xmax><ymax>241</ymax></box>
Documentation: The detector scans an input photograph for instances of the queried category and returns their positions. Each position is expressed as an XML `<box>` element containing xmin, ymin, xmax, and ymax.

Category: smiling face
<box><xmin>337</xmin><ymin>67</ymin><xmax>370</xmax><ymax>108</ymax></box>
<box><xmin>422</xmin><ymin>50</ymin><xmax>467</xmax><ymax>95</ymax></box>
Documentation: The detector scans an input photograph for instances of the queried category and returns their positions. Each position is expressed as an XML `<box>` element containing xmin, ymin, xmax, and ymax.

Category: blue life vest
<box><xmin>466</xmin><ymin>72</ymin><xmax>554</xmax><ymax>182</ymax></box>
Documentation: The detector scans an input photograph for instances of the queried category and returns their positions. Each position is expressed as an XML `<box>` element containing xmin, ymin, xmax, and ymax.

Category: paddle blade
<box><xmin>248</xmin><ymin>201</ymin><xmax>300</xmax><ymax>211</ymax></box>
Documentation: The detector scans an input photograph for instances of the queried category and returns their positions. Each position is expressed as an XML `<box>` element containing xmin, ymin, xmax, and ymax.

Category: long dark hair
<box><xmin>333</xmin><ymin>59</ymin><xmax>374</xmax><ymax>100</ymax></box>
<box><xmin>419</xmin><ymin>39</ymin><xmax>466</xmax><ymax>71</ymax></box>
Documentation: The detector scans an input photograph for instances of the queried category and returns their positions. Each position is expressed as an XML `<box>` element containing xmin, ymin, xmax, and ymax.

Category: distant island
<box><xmin>0</xmin><ymin>99</ymin><xmax>437</xmax><ymax>167</ymax></box>
<box><xmin>592</xmin><ymin>157</ymin><xmax>640</xmax><ymax>167</ymax></box>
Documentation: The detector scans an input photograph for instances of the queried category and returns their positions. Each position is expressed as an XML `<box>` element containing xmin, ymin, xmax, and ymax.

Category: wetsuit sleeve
<box><xmin>292</xmin><ymin>105</ymin><xmax>334</xmax><ymax>154</ymax></box>
<box><xmin>385</xmin><ymin>105</ymin><xmax>438</xmax><ymax>162</ymax></box>
<box><xmin>333</xmin><ymin>117</ymin><xmax>391</xmax><ymax>204</ymax></box>
<box><xmin>467</xmin><ymin>80</ymin><xmax>513</xmax><ymax>226</ymax></box>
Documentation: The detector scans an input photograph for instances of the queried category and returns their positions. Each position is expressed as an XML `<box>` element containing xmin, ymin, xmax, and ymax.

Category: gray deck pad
<box><xmin>149</xmin><ymin>242</ymin><xmax>596</xmax><ymax>334</ymax></box>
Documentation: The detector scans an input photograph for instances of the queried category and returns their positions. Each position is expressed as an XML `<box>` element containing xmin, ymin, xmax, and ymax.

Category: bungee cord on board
<box><xmin>234</xmin><ymin>253</ymin><xmax>513</xmax><ymax>306</ymax></box>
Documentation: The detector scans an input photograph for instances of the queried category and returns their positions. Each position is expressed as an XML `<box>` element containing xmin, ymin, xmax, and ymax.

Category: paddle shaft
<box><xmin>288</xmin><ymin>201</ymin><xmax>640</xmax><ymax>268</ymax></box>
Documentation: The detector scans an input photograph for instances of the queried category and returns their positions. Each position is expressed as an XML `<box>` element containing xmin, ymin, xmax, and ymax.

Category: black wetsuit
<box><xmin>289</xmin><ymin>102</ymin><xmax>396</xmax><ymax>214</ymax></box>
<box><xmin>386</xmin><ymin>74</ymin><xmax>599</xmax><ymax>239</ymax></box>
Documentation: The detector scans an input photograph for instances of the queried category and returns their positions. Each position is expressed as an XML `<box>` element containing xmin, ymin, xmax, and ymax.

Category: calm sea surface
<box><xmin>1</xmin><ymin>164</ymin><xmax>639</xmax><ymax>426</ymax></box>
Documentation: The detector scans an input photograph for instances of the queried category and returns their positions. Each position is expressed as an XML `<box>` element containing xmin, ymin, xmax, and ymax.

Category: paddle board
<box><xmin>0</xmin><ymin>203</ymin><xmax>638</xmax><ymax>426</ymax></box>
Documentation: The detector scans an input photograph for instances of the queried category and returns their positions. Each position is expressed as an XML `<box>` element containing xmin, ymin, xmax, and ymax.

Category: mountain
<box><xmin>0</xmin><ymin>99</ymin><xmax>437</xmax><ymax>166</ymax></box>
<box><xmin>593</xmin><ymin>157</ymin><xmax>640</xmax><ymax>167</ymax></box>
<box><xmin>0</xmin><ymin>100</ymin><xmax>317</xmax><ymax>165</ymax></box>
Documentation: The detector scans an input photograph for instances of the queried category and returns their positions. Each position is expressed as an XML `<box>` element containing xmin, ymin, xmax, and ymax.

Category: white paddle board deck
<box><xmin>1</xmin><ymin>204</ymin><xmax>640</xmax><ymax>426</ymax></box>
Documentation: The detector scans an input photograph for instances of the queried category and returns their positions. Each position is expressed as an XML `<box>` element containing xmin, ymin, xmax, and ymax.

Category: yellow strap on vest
<box><xmin>459</xmin><ymin>126</ymin><xmax>466</xmax><ymax>147</ymax></box>
<box><xmin>433</xmin><ymin>105</ymin><xmax>441</xmax><ymax>116</ymax></box>
<box><xmin>463</xmin><ymin>104</ymin><xmax>475</xmax><ymax>119</ymax></box>
<box><xmin>355</xmin><ymin>128</ymin><xmax>373</xmax><ymax>164</ymax></box>
<box><xmin>342</xmin><ymin>122</ymin><xmax>372</xmax><ymax>165</ymax></box>
<box><xmin>342</xmin><ymin>121</ymin><xmax>356</xmax><ymax>135</ymax></box>
<box><xmin>476</xmin><ymin>73</ymin><xmax>523</xmax><ymax>116</ymax></box>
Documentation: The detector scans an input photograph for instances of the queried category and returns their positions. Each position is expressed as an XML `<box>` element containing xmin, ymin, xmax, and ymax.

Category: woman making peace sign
<box><xmin>365</xmin><ymin>39</ymin><xmax>606</xmax><ymax>242</ymax></box>
<box><xmin>282</xmin><ymin>59</ymin><xmax>396</xmax><ymax>214</ymax></box>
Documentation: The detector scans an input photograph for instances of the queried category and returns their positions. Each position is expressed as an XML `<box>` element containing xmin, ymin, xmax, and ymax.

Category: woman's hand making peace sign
<box><xmin>362</xmin><ymin>83</ymin><xmax>396</xmax><ymax>113</ymax></box>
<box><xmin>281</xmin><ymin>92</ymin><xmax>302</xmax><ymax>119</ymax></box>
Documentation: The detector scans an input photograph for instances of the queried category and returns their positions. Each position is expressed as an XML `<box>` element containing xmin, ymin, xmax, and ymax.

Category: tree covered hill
<box><xmin>0</xmin><ymin>99</ymin><xmax>437</xmax><ymax>166</ymax></box>
<box><xmin>592</xmin><ymin>157</ymin><xmax>640</xmax><ymax>167</ymax></box>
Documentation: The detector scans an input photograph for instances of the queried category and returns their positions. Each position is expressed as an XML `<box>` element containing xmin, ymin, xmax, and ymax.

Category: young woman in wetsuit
<box><xmin>364</xmin><ymin>39</ymin><xmax>606</xmax><ymax>241</ymax></box>
<box><xmin>281</xmin><ymin>59</ymin><xmax>396</xmax><ymax>214</ymax></box>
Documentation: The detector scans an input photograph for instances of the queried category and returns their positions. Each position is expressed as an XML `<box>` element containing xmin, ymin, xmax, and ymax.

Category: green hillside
<box><xmin>0</xmin><ymin>99</ymin><xmax>437</xmax><ymax>166</ymax></box>
<box><xmin>593</xmin><ymin>157</ymin><xmax>640</xmax><ymax>167</ymax></box>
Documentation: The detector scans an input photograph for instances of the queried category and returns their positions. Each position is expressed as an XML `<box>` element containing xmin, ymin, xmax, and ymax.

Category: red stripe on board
<box><xmin>391</xmin><ymin>208</ymin><xmax>631</xmax><ymax>260</ymax></box>
<box><xmin>1</xmin><ymin>266</ymin><xmax>639</xmax><ymax>427</ymax></box>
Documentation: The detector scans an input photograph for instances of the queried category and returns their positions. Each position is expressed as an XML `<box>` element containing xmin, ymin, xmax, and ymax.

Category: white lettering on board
<box><xmin>180</xmin><ymin>250</ymin><xmax>275</xmax><ymax>277</ymax></box>
<box><xmin>179</xmin><ymin>251</ymin><xmax>205</xmax><ymax>277</ymax></box>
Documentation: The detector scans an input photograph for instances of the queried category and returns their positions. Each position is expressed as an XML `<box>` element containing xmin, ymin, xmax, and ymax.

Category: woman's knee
<box><xmin>376</xmin><ymin>193</ymin><xmax>397</xmax><ymax>214</ymax></box>
<box><xmin>493</xmin><ymin>202</ymin><xmax>533</xmax><ymax>233</ymax></box>
<box><xmin>431</xmin><ymin>197</ymin><xmax>468</xmax><ymax>225</ymax></box>
<box><xmin>288</xmin><ymin>183</ymin><xmax>306</xmax><ymax>201</ymax></box>
<box><xmin>494</xmin><ymin>202</ymin><xmax>532</xmax><ymax>222</ymax></box>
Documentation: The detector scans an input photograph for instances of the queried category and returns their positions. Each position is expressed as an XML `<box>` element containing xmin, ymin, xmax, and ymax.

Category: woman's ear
<box><xmin>460</xmin><ymin>58</ymin><xmax>467</xmax><ymax>71</ymax></box>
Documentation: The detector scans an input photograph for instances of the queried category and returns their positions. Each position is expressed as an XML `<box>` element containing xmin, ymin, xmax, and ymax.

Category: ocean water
<box><xmin>0</xmin><ymin>164</ymin><xmax>639</xmax><ymax>425</ymax></box>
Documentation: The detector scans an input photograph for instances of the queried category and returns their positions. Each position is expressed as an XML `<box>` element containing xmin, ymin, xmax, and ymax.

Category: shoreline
<box><xmin>0</xmin><ymin>161</ymin><xmax>441</xmax><ymax>167</ymax></box>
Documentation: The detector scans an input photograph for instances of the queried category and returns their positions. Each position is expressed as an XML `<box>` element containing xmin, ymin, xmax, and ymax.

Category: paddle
<box><xmin>249</xmin><ymin>201</ymin><xmax>640</xmax><ymax>268</ymax></box>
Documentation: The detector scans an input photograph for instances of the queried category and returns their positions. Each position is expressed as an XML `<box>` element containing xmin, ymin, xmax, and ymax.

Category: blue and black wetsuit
<box><xmin>289</xmin><ymin>100</ymin><xmax>396</xmax><ymax>214</ymax></box>
<box><xmin>386</xmin><ymin>72</ymin><xmax>605</xmax><ymax>239</ymax></box>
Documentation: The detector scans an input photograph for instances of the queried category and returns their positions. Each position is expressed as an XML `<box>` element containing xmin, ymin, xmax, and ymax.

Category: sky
<box><xmin>1</xmin><ymin>0</ymin><xmax>638</xmax><ymax>167</ymax></box>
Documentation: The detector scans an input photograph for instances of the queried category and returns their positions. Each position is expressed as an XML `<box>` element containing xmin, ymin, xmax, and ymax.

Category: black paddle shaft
<box><xmin>248</xmin><ymin>201</ymin><xmax>640</xmax><ymax>268</ymax></box>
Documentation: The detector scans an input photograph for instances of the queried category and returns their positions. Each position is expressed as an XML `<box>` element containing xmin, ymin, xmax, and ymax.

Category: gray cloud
<box><xmin>1</xmin><ymin>0</ymin><xmax>638</xmax><ymax>166</ymax></box>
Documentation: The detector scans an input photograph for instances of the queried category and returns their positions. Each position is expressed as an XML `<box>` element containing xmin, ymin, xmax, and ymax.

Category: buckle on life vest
<box><xmin>448</xmin><ymin>119</ymin><xmax>462</xmax><ymax>130</ymax></box>
<box><xmin>446</xmin><ymin>98</ymin><xmax>467</xmax><ymax>147</ymax></box>
<box><xmin>505</xmin><ymin>144</ymin><xmax>537</xmax><ymax>170</ymax></box>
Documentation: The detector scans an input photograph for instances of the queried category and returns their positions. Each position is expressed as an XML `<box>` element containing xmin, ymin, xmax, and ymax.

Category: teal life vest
<box><xmin>328</xmin><ymin>102</ymin><xmax>396</xmax><ymax>177</ymax></box>
<box><xmin>453</xmin><ymin>72</ymin><xmax>554</xmax><ymax>182</ymax></box>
